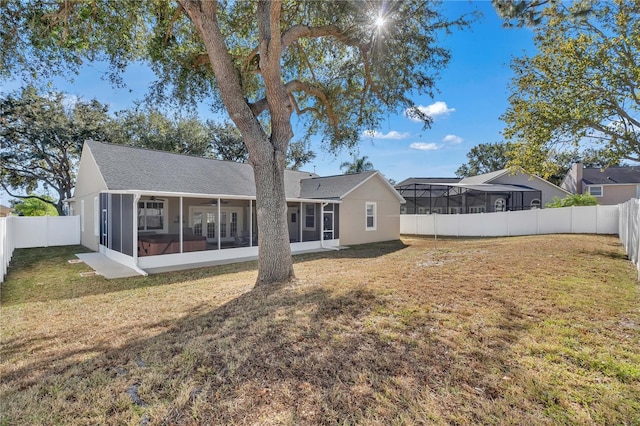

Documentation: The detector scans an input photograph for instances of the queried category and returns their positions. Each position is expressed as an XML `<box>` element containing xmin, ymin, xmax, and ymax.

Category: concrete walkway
<box><xmin>76</xmin><ymin>253</ymin><xmax>142</xmax><ymax>279</ymax></box>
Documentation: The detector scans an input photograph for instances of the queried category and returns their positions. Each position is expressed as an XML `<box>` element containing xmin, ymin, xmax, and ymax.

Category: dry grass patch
<box><xmin>1</xmin><ymin>235</ymin><xmax>638</xmax><ymax>425</ymax></box>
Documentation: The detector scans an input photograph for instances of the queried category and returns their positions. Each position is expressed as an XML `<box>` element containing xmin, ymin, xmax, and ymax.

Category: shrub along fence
<box><xmin>0</xmin><ymin>216</ymin><xmax>80</xmax><ymax>283</ymax></box>
<box><xmin>618</xmin><ymin>199</ymin><xmax>640</xmax><ymax>279</ymax></box>
<box><xmin>400</xmin><ymin>205</ymin><xmax>619</xmax><ymax>237</ymax></box>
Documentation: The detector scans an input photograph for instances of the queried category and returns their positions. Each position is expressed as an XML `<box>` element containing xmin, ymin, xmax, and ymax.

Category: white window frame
<box><xmin>80</xmin><ymin>199</ymin><xmax>85</xmax><ymax>232</ymax></box>
<box><xmin>303</xmin><ymin>203</ymin><xmax>316</xmax><ymax>230</ymax></box>
<box><xmin>494</xmin><ymin>198</ymin><xmax>506</xmax><ymax>212</ymax></box>
<box><xmin>530</xmin><ymin>199</ymin><xmax>541</xmax><ymax>209</ymax></box>
<box><xmin>93</xmin><ymin>197</ymin><xmax>100</xmax><ymax>236</ymax></box>
<box><xmin>138</xmin><ymin>199</ymin><xmax>168</xmax><ymax>232</ymax></box>
<box><xmin>365</xmin><ymin>202</ymin><xmax>377</xmax><ymax>231</ymax></box>
<box><xmin>588</xmin><ymin>185</ymin><xmax>603</xmax><ymax>197</ymax></box>
<box><xmin>469</xmin><ymin>206</ymin><xmax>486</xmax><ymax>214</ymax></box>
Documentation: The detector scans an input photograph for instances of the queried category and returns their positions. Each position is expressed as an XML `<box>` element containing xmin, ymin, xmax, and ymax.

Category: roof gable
<box><xmin>299</xmin><ymin>171</ymin><xmax>404</xmax><ymax>202</ymax></box>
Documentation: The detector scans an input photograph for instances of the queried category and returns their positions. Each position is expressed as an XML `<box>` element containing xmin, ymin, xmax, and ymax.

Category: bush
<box><xmin>546</xmin><ymin>194</ymin><xmax>599</xmax><ymax>208</ymax></box>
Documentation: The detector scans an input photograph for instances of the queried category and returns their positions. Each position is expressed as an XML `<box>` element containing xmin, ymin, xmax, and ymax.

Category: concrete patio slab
<box><xmin>76</xmin><ymin>253</ymin><xmax>142</xmax><ymax>279</ymax></box>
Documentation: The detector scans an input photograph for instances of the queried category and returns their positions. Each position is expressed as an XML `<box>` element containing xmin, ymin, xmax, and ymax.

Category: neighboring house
<box><xmin>69</xmin><ymin>140</ymin><xmax>404</xmax><ymax>274</ymax></box>
<box><xmin>0</xmin><ymin>204</ymin><xmax>13</xmax><ymax>217</ymax></box>
<box><xmin>396</xmin><ymin>169</ymin><xmax>569</xmax><ymax>214</ymax></box>
<box><xmin>561</xmin><ymin>163</ymin><xmax>640</xmax><ymax>205</ymax></box>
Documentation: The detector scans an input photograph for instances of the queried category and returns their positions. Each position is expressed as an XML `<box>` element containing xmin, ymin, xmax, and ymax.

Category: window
<box><xmin>469</xmin><ymin>206</ymin><xmax>486</xmax><ymax>213</ymax></box>
<box><xmin>365</xmin><ymin>202</ymin><xmax>376</xmax><ymax>230</ymax></box>
<box><xmin>588</xmin><ymin>185</ymin><xmax>603</xmax><ymax>197</ymax></box>
<box><xmin>494</xmin><ymin>198</ymin><xmax>506</xmax><ymax>212</ymax></box>
<box><xmin>138</xmin><ymin>200</ymin><xmax>165</xmax><ymax>231</ymax></box>
<box><xmin>530</xmin><ymin>199</ymin><xmax>541</xmax><ymax>209</ymax></box>
<box><xmin>304</xmin><ymin>204</ymin><xmax>316</xmax><ymax>230</ymax></box>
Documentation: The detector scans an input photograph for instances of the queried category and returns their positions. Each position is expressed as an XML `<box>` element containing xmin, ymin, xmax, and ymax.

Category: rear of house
<box><xmin>562</xmin><ymin>163</ymin><xmax>640</xmax><ymax>205</ymax></box>
<box><xmin>69</xmin><ymin>140</ymin><xmax>403</xmax><ymax>275</ymax></box>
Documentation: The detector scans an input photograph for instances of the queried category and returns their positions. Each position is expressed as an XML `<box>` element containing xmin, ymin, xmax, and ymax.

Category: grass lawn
<box><xmin>1</xmin><ymin>234</ymin><xmax>639</xmax><ymax>425</ymax></box>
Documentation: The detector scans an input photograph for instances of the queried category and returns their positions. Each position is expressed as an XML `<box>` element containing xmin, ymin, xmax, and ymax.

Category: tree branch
<box><xmin>0</xmin><ymin>183</ymin><xmax>58</xmax><ymax>207</ymax></box>
<box><xmin>281</xmin><ymin>23</ymin><xmax>360</xmax><ymax>50</ymax></box>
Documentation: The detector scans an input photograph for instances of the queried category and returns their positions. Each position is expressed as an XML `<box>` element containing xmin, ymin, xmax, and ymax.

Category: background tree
<box><xmin>340</xmin><ymin>155</ymin><xmax>375</xmax><ymax>174</ymax></box>
<box><xmin>10</xmin><ymin>195</ymin><xmax>59</xmax><ymax>216</ymax></box>
<box><xmin>502</xmin><ymin>0</ymin><xmax>639</xmax><ymax>181</ymax></box>
<box><xmin>4</xmin><ymin>0</ymin><xmax>469</xmax><ymax>284</ymax></box>
<box><xmin>455</xmin><ymin>142</ymin><xmax>514</xmax><ymax>177</ymax></box>
<box><xmin>0</xmin><ymin>87</ymin><xmax>111</xmax><ymax>215</ymax></box>
<box><xmin>210</xmin><ymin>122</ymin><xmax>315</xmax><ymax>170</ymax></box>
<box><xmin>107</xmin><ymin>107</ymin><xmax>213</xmax><ymax>156</ymax></box>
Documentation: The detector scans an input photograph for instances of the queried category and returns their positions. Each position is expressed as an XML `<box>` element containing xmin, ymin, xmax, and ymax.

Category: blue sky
<box><xmin>3</xmin><ymin>1</ymin><xmax>537</xmax><ymax>183</ymax></box>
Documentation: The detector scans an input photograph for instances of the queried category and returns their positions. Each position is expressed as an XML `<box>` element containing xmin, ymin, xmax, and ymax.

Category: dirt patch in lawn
<box><xmin>1</xmin><ymin>235</ymin><xmax>638</xmax><ymax>425</ymax></box>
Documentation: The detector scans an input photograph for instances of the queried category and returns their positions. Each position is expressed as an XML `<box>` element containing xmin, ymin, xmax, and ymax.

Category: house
<box><xmin>0</xmin><ymin>204</ymin><xmax>13</xmax><ymax>217</ymax></box>
<box><xmin>561</xmin><ymin>163</ymin><xmax>640</xmax><ymax>205</ymax></box>
<box><xmin>69</xmin><ymin>140</ymin><xmax>404</xmax><ymax>275</ymax></box>
<box><xmin>396</xmin><ymin>169</ymin><xmax>570</xmax><ymax>214</ymax></box>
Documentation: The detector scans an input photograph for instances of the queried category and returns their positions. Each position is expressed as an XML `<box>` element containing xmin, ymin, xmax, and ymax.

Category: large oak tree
<box><xmin>3</xmin><ymin>0</ymin><xmax>468</xmax><ymax>284</ymax></box>
<box><xmin>501</xmin><ymin>0</ymin><xmax>639</xmax><ymax>180</ymax></box>
<box><xmin>0</xmin><ymin>87</ymin><xmax>112</xmax><ymax>215</ymax></box>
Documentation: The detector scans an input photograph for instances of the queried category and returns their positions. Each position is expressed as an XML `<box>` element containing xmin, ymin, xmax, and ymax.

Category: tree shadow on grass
<box><xmin>0</xmin><ymin>277</ymin><xmax>538</xmax><ymax>425</ymax></box>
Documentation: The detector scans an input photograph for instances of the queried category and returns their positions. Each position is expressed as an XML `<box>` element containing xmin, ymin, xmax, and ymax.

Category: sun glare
<box><xmin>374</xmin><ymin>15</ymin><xmax>385</xmax><ymax>28</ymax></box>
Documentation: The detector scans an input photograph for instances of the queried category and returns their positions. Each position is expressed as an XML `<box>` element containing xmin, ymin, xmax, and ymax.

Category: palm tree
<box><xmin>340</xmin><ymin>155</ymin><xmax>374</xmax><ymax>174</ymax></box>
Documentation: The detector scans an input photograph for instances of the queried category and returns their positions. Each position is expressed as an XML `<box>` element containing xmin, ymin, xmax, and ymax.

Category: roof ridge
<box><xmin>85</xmin><ymin>139</ymin><xmax>315</xmax><ymax>174</ymax></box>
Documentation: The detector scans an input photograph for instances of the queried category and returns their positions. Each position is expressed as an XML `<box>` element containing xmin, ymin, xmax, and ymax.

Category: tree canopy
<box><xmin>210</xmin><ymin>122</ymin><xmax>315</xmax><ymax>170</ymax></box>
<box><xmin>502</xmin><ymin>0</ymin><xmax>639</xmax><ymax>180</ymax></box>
<box><xmin>455</xmin><ymin>142</ymin><xmax>514</xmax><ymax>177</ymax></box>
<box><xmin>11</xmin><ymin>195</ymin><xmax>59</xmax><ymax>216</ymax></box>
<box><xmin>107</xmin><ymin>107</ymin><xmax>213</xmax><ymax>157</ymax></box>
<box><xmin>491</xmin><ymin>0</ymin><xmax>593</xmax><ymax>27</ymax></box>
<box><xmin>0</xmin><ymin>86</ymin><xmax>111</xmax><ymax>215</ymax></box>
<box><xmin>3</xmin><ymin>0</ymin><xmax>470</xmax><ymax>284</ymax></box>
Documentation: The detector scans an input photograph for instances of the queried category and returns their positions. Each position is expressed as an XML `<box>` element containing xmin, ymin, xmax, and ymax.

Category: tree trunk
<box><xmin>253</xmin><ymin>149</ymin><xmax>295</xmax><ymax>285</ymax></box>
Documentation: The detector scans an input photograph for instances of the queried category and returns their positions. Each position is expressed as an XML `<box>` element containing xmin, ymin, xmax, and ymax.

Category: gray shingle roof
<box><xmin>86</xmin><ymin>140</ymin><xmax>317</xmax><ymax>198</ymax></box>
<box><xmin>84</xmin><ymin>140</ymin><xmax>387</xmax><ymax>201</ymax></box>
<box><xmin>458</xmin><ymin>169</ymin><xmax>508</xmax><ymax>184</ymax></box>
<box><xmin>395</xmin><ymin>177</ymin><xmax>461</xmax><ymax>187</ymax></box>
<box><xmin>582</xmin><ymin>166</ymin><xmax>640</xmax><ymax>185</ymax></box>
<box><xmin>299</xmin><ymin>171</ymin><xmax>378</xmax><ymax>199</ymax></box>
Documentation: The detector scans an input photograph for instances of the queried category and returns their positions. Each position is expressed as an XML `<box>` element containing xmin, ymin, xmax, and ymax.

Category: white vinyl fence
<box><xmin>0</xmin><ymin>216</ymin><xmax>80</xmax><ymax>283</ymax></box>
<box><xmin>401</xmin><ymin>205</ymin><xmax>619</xmax><ymax>237</ymax></box>
<box><xmin>618</xmin><ymin>199</ymin><xmax>640</xmax><ymax>279</ymax></box>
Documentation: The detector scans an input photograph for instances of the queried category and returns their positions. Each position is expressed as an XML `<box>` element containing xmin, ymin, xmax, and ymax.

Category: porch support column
<box><xmin>331</xmin><ymin>203</ymin><xmax>335</xmax><ymax>240</ymax></box>
<box><xmin>299</xmin><ymin>202</ymin><xmax>303</xmax><ymax>242</ymax></box>
<box><xmin>249</xmin><ymin>199</ymin><xmax>253</xmax><ymax>247</ymax></box>
<box><xmin>321</xmin><ymin>206</ymin><xmax>324</xmax><ymax>243</ymax></box>
<box><xmin>179</xmin><ymin>196</ymin><xmax>183</xmax><ymax>253</ymax></box>
<box><xmin>217</xmin><ymin>198</ymin><xmax>221</xmax><ymax>250</ymax></box>
<box><xmin>133</xmin><ymin>193</ymin><xmax>141</xmax><ymax>266</ymax></box>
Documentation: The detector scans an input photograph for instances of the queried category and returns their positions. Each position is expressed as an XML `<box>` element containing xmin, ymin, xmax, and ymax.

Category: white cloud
<box><xmin>362</xmin><ymin>130</ymin><xmax>410</xmax><ymax>140</ymax></box>
<box><xmin>409</xmin><ymin>142</ymin><xmax>440</xmax><ymax>151</ymax></box>
<box><xmin>443</xmin><ymin>134</ymin><xmax>463</xmax><ymax>144</ymax></box>
<box><xmin>406</xmin><ymin>101</ymin><xmax>455</xmax><ymax>122</ymax></box>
